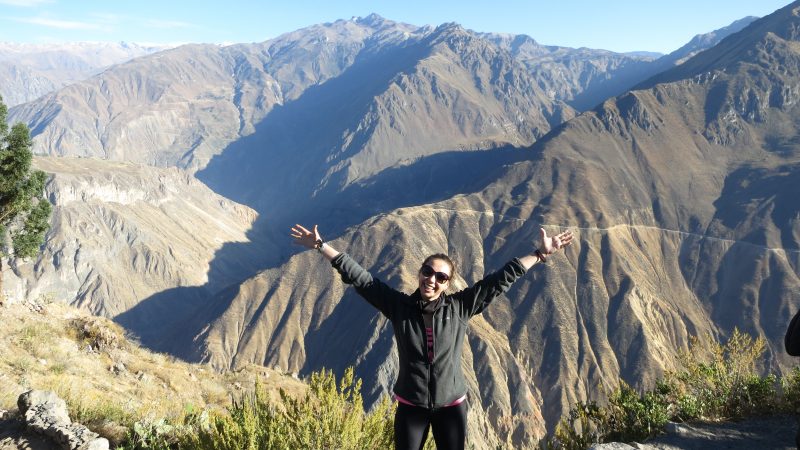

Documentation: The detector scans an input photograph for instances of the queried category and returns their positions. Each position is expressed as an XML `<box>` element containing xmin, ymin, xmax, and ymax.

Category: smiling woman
<box><xmin>290</xmin><ymin>222</ymin><xmax>573</xmax><ymax>450</ymax></box>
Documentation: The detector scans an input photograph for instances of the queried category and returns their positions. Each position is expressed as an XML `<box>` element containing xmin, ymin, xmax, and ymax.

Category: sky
<box><xmin>0</xmin><ymin>0</ymin><xmax>794</xmax><ymax>54</ymax></box>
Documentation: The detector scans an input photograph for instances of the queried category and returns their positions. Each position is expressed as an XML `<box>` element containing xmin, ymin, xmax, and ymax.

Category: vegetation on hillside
<box><xmin>547</xmin><ymin>328</ymin><xmax>800</xmax><ymax>449</ymax></box>
<box><xmin>0</xmin><ymin>301</ymin><xmax>306</xmax><ymax>447</ymax></box>
<box><xmin>2</xmin><ymin>300</ymin><xmax>797</xmax><ymax>450</ymax></box>
<box><xmin>179</xmin><ymin>367</ymin><xmax>411</xmax><ymax>450</ymax></box>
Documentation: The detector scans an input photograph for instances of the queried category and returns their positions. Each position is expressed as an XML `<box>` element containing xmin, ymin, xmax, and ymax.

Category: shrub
<box><xmin>183</xmin><ymin>366</ymin><xmax>398</xmax><ymax>450</ymax></box>
<box><xmin>552</xmin><ymin>401</ymin><xmax>605</xmax><ymax>450</ymax></box>
<box><xmin>780</xmin><ymin>367</ymin><xmax>800</xmax><ymax>414</ymax></box>
<box><xmin>603</xmin><ymin>383</ymin><xmax>669</xmax><ymax>443</ymax></box>
<box><xmin>665</xmin><ymin>328</ymin><xmax>771</xmax><ymax>420</ymax></box>
<box><xmin>70</xmin><ymin>317</ymin><xmax>124</xmax><ymax>352</ymax></box>
<box><xmin>549</xmin><ymin>328</ymin><xmax>781</xmax><ymax>449</ymax></box>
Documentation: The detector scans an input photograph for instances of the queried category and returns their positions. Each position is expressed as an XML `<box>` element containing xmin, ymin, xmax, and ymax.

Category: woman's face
<box><xmin>418</xmin><ymin>258</ymin><xmax>451</xmax><ymax>301</ymax></box>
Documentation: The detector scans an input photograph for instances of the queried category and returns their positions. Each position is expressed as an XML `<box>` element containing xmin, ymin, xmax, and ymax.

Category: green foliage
<box><xmin>664</xmin><ymin>329</ymin><xmax>773</xmax><ymax>420</ymax></box>
<box><xmin>124</xmin><ymin>418</ymin><xmax>186</xmax><ymax>449</ymax></box>
<box><xmin>551</xmin><ymin>384</ymin><xmax>670</xmax><ymax>449</ymax></box>
<box><xmin>549</xmin><ymin>328</ymin><xmax>786</xmax><ymax>449</ymax></box>
<box><xmin>183</xmin><ymin>367</ymin><xmax>398</xmax><ymax>450</ymax></box>
<box><xmin>603</xmin><ymin>384</ymin><xmax>670</xmax><ymax>443</ymax></box>
<box><xmin>71</xmin><ymin>316</ymin><xmax>124</xmax><ymax>352</ymax></box>
<box><xmin>0</xmin><ymin>95</ymin><xmax>52</xmax><ymax>269</ymax></box>
<box><xmin>81</xmin><ymin>331</ymin><xmax>800</xmax><ymax>450</ymax></box>
<box><xmin>552</xmin><ymin>401</ymin><xmax>605</xmax><ymax>450</ymax></box>
<box><xmin>780</xmin><ymin>367</ymin><xmax>800</xmax><ymax>414</ymax></box>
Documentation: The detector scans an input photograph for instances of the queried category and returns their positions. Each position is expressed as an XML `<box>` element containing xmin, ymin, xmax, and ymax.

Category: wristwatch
<box><xmin>315</xmin><ymin>238</ymin><xmax>325</xmax><ymax>253</ymax></box>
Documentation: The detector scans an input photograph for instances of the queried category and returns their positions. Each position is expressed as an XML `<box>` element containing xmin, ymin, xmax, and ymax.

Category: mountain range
<box><xmin>0</xmin><ymin>41</ymin><xmax>171</xmax><ymax>107</ymax></box>
<box><xmin>3</xmin><ymin>4</ymin><xmax>799</xmax><ymax>447</ymax></box>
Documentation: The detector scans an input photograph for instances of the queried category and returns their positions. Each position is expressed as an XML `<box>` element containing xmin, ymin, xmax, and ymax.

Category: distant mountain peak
<box><xmin>668</xmin><ymin>15</ymin><xmax>759</xmax><ymax>61</ymax></box>
<box><xmin>356</xmin><ymin>12</ymin><xmax>387</xmax><ymax>25</ymax></box>
<box><xmin>349</xmin><ymin>12</ymin><xmax>404</xmax><ymax>31</ymax></box>
<box><xmin>645</xmin><ymin>2</ymin><xmax>800</xmax><ymax>86</ymax></box>
<box><xmin>427</xmin><ymin>21</ymin><xmax>474</xmax><ymax>45</ymax></box>
<box><xmin>434</xmin><ymin>21</ymin><xmax>465</xmax><ymax>33</ymax></box>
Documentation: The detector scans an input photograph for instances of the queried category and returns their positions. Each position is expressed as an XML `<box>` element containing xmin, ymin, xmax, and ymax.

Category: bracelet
<box><xmin>535</xmin><ymin>249</ymin><xmax>547</xmax><ymax>263</ymax></box>
<box><xmin>314</xmin><ymin>238</ymin><xmax>325</xmax><ymax>253</ymax></box>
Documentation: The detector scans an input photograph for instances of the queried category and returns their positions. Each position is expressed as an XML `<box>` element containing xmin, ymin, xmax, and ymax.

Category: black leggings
<box><xmin>394</xmin><ymin>401</ymin><xmax>468</xmax><ymax>450</ymax></box>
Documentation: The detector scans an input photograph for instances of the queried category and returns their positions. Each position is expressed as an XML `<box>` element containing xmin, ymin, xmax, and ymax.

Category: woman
<box><xmin>290</xmin><ymin>223</ymin><xmax>574</xmax><ymax>450</ymax></box>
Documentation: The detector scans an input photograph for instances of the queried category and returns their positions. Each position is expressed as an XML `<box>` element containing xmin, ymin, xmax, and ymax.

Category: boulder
<box><xmin>17</xmin><ymin>390</ymin><xmax>109</xmax><ymax>450</ymax></box>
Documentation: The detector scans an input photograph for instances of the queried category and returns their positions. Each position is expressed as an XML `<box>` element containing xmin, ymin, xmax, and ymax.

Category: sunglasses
<box><xmin>420</xmin><ymin>264</ymin><xmax>451</xmax><ymax>283</ymax></box>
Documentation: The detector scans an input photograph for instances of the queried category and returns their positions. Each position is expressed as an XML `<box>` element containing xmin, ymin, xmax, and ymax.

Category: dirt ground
<box><xmin>631</xmin><ymin>415</ymin><xmax>799</xmax><ymax>449</ymax></box>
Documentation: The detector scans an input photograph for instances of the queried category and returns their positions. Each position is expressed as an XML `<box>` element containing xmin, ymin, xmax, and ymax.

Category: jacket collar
<box><xmin>412</xmin><ymin>289</ymin><xmax>449</xmax><ymax>311</ymax></box>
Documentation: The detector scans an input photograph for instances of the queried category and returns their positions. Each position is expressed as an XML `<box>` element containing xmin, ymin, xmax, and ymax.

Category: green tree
<box><xmin>0</xmin><ymin>95</ymin><xmax>52</xmax><ymax>301</ymax></box>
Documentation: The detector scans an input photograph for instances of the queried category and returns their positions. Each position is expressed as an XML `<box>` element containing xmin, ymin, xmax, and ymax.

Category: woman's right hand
<box><xmin>290</xmin><ymin>224</ymin><xmax>321</xmax><ymax>249</ymax></box>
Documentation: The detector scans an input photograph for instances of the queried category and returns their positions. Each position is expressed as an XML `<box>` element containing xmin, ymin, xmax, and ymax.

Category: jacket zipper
<box><xmin>427</xmin><ymin>307</ymin><xmax>438</xmax><ymax>409</ymax></box>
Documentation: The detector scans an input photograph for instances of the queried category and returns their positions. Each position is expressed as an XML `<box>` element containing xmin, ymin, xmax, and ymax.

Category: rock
<box><xmin>663</xmin><ymin>421</ymin><xmax>717</xmax><ymax>440</ymax></box>
<box><xmin>18</xmin><ymin>390</ymin><xmax>71</xmax><ymax>426</ymax></box>
<box><xmin>589</xmin><ymin>443</ymin><xmax>638</xmax><ymax>449</ymax></box>
<box><xmin>110</xmin><ymin>362</ymin><xmax>126</xmax><ymax>375</ymax></box>
<box><xmin>25</xmin><ymin>300</ymin><xmax>45</xmax><ymax>313</ymax></box>
<box><xmin>17</xmin><ymin>390</ymin><xmax>109</xmax><ymax>450</ymax></box>
<box><xmin>135</xmin><ymin>371</ymin><xmax>151</xmax><ymax>383</ymax></box>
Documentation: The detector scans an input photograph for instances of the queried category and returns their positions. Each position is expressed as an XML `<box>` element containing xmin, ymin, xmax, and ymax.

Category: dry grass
<box><xmin>0</xmin><ymin>301</ymin><xmax>307</xmax><ymax>445</ymax></box>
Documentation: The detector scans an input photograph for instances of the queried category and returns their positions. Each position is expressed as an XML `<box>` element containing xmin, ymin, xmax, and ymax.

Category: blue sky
<box><xmin>0</xmin><ymin>0</ymin><xmax>793</xmax><ymax>53</ymax></box>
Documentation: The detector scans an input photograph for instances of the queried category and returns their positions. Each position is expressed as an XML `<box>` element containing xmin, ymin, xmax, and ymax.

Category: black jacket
<box><xmin>331</xmin><ymin>253</ymin><xmax>527</xmax><ymax>408</ymax></box>
<box><xmin>786</xmin><ymin>309</ymin><xmax>800</xmax><ymax>356</ymax></box>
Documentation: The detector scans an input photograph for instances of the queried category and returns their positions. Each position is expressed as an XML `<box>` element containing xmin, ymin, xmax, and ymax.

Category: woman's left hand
<box><xmin>540</xmin><ymin>228</ymin><xmax>574</xmax><ymax>256</ymax></box>
<box><xmin>291</xmin><ymin>224</ymin><xmax>322</xmax><ymax>249</ymax></box>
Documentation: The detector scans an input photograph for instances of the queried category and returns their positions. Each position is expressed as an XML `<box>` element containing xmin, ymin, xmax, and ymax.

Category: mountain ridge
<box><xmin>3</xmin><ymin>7</ymin><xmax>799</xmax><ymax>447</ymax></box>
<box><xmin>0</xmin><ymin>41</ymin><xmax>171</xmax><ymax>107</ymax></box>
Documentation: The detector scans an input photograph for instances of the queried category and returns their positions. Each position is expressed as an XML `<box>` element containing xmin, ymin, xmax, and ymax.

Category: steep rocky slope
<box><xmin>6</xmin><ymin>17</ymin><xmax>402</xmax><ymax>170</ymax></box>
<box><xmin>0</xmin><ymin>301</ymin><xmax>306</xmax><ymax>448</ymax></box>
<box><xmin>196</xmin><ymin>21</ymin><xmax>575</xmax><ymax>222</ymax></box>
<box><xmin>3</xmin><ymin>157</ymin><xmax>265</xmax><ymax>338</ymax></box>
<box><xmin>6</xmin><ymin>13</ymin><xmax>759</xmax><ymax>178</ymax></box>
<box><xmin>483</xmin><ymin>15</ymin><xmax>760</xmax><ymax>111</ymax></box>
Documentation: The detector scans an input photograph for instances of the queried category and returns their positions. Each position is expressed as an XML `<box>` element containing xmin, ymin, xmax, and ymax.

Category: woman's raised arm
<box><xmin>290</xmin><ymin>224</ymin><xmax>341</xmax><ymax>261</ymax></box>
<box><xmin>518</xmin><ymin>228</ymin><xmax>574</xmax><ymax>270</ymax></box>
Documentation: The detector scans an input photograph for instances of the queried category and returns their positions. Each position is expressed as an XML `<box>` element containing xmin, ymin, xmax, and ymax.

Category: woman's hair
<box><xmin>421</xmin><ymin>253</ymin><xmax>457</xmax><ymax>280</ymax></box>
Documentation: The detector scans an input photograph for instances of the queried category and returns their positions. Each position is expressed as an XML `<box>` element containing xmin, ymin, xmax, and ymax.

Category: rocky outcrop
<box><xmin>17</xmin><ymin>390</ymin><xmax>108</xmax><ymax>450</ymax></box>
<box><xmin>1</xmin><ymin>156</ymin><xmax>268</xmax><ymax>356</ymax></box>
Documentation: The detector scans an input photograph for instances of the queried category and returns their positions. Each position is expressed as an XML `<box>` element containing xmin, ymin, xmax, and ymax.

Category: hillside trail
<box><xmin>403</xmin><ymin>206</ymin><xmax>800</xmax><ymax>256</ymax></box>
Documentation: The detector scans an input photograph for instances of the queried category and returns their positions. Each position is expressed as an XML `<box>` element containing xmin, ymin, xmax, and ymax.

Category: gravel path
<box><xmin>599</xmin><ymin>415</ymin><xmax>800</xmax><ymax>449</ymax></box>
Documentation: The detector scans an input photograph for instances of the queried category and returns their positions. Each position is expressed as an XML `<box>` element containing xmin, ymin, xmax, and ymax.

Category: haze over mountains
<box><xmin>0</xmin><ymin>41</ymin><xmax>171</xmax><ymax>107</ymax></box>
<box><xmin>3</xmin><ymin>3</ymin><xmax>800</xmax><ymax>447</ymax></box>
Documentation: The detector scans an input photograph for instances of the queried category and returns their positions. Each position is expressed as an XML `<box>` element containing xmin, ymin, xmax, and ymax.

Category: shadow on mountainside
<box><xmin>116</xmin><ymin>117</ymin><xmax>538</xmax><ymax>358</ymax></box>
<box><xmin>115</xmin><ymin>143</ymin><xmax>535</xmax><ymax>357</ymax></box>
<box><xmin>710</xmin><ymin>163</ymin><xmax>800</xmax><ymax>253</ymax></box>
<box><xmin>115</xmin><ymin>16</ymin><xmax>555</xmax><ymax>356</ymax></box>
